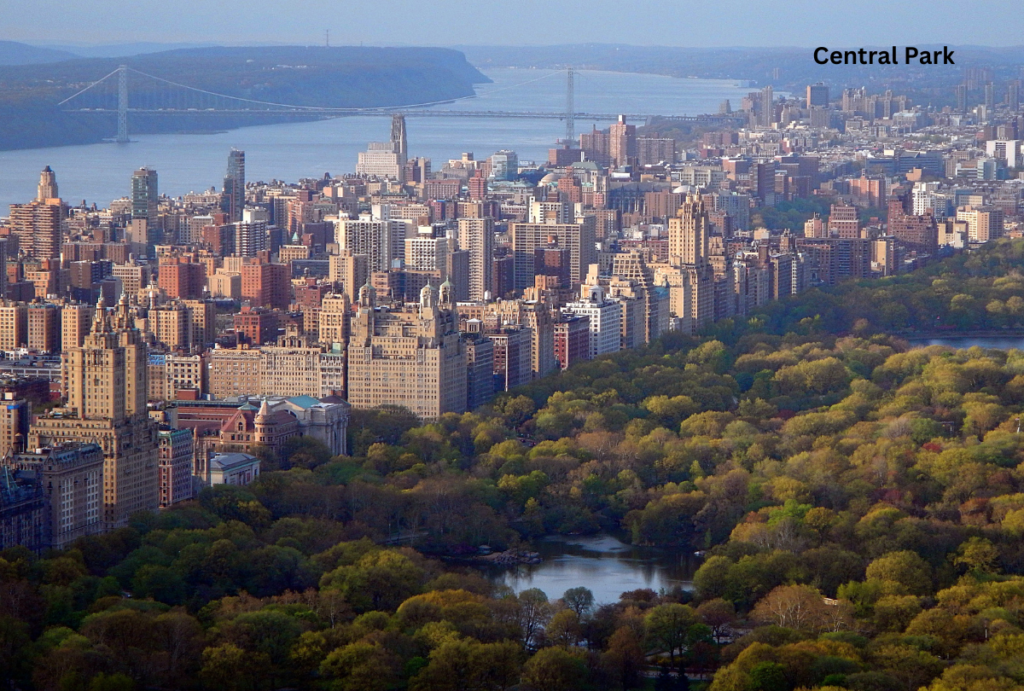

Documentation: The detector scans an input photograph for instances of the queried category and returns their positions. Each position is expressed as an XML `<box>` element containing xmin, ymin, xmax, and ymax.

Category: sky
<box><xmin>1</xmin><ymin>0</ymin><xmax>1018</xmax><ymax>48</ymax></box>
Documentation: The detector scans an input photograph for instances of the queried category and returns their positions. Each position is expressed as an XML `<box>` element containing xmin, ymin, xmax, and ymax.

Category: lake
<box><xmin>0</xmin><ymin>68</ymin><xmax>758</xmax><ymax>212</ymax></box>
<box><xmin>494</xmin><ymin>533</ymin><xmax>697</xmax><ymax>605</ymax></box>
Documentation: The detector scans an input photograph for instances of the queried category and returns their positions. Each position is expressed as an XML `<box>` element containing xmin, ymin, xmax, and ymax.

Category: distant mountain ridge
<box><xmin>0</xmin><ymin>45</ymin><xmax>490</xmax><ymax>151</ymax></box>
<box><xmin>0</xmin><ymin>40</ymin><xmax>78</xmax><ymax>65</ymax></box>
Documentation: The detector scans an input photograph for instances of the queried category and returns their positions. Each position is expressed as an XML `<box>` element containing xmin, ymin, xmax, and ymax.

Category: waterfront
<box><xmin>0</xmin><ymin>68</ymin><xmax>756</xmax><ymax>212</ymax></box>
<box><xmin>495</xmin><ymin>533</ymin><xmax>697</xmax><ymax>605</ymax></box>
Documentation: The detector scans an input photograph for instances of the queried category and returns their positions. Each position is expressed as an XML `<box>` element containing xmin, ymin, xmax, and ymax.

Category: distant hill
<box><xmin>0</xmin><ymin>40</ymin><xmax>77</xmax><ymax>65</ymax></box>
<box><xmin>0</xmin><ymin>46</ymin><xmax>490</xmax><ymax>150</ymax></box>
<box><xmin>459</xmin><ymin>43</ymin><xmax>1024</xmax><ymax>108</ymax></box>
<box><xmin>30</xmin><ymin>42</ymin><xmax>219</xmax><ymax>58</ymax></box>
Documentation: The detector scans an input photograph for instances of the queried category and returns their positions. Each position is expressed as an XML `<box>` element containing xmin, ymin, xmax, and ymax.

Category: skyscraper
<box><xmin>348</xmin><ymin>282</ymin><xmax>466</xmax><ymax>420</ymax></box>
<box><xmin>669</xmin><ymin>194</ymin><xmax>710</xmax><ymax>266</ymax></box>
<box><xmin>391</xmin><ymin>114</ymin><xmax>408</xmax><ymax>158</ymax></box>
<box><xmin>9</xmin><ymin>200</ymin><xmax>61</xmax><ymax>260</ymax></box>
<box><xmin>608</xmin><ymin>115</ymin><xmax>636</xmax><ymax>169</ymax></box>
<box><xmin>760</xmin><ymin>86</ymin><xmax>774</xmax><ymax>127</ymax></box>
<box><xmin>806</xmin><ymin>83</ymin><xmax>829</xmax><ymax>108</ymax></box>
<box><xmin>131</xmin><ymin>167</ymin><xmax>158</xmax><ymax>223</ymax></box>
<box><xmin>222</xmin><ymin>149</ymin><xmax>245</xmax><ymax>223</ymax></box>
<box><xmin>37</xmin><ymin>166</ymin><xmax>58</xmax><ymax>201</ymax></box>
<box><xmin>29</xmin><ymin>295</ymin><xmax>159</xmax><ymax>528</ymax></box>
<box><xmin>457</xmin><ymin>217</ymin><xmax>494</xmax><ymax>301</ymax></box>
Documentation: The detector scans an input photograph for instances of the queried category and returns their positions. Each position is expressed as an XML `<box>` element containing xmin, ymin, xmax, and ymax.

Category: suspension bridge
<box><xmin>57</xmin><ymin>65</ymin><xmax>743</xmax><ymax>144</ymax></box>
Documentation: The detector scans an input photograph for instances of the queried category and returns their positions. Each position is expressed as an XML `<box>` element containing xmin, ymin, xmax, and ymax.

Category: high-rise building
<box><xmin>554</xmin><ymin>315</ymin><xmax>590</xmax><ymax>370</ymax></box>
<box><xmin>760</xmin><ymin>86</ymin><xmax>774</xmax><ymax>127</ymax></box>
<box><xmin>806</xmin><ymin>83</ymin><xmax>829</xmax><ymax>108</ymax></box>
<box><xmin>131</xmin><ymin>167</ymin><xmax>158</xmax><ymax>223</ymax></box>
<box><xmin>222</xmin><ymin>149</ymin><xmax>245</xmax><ymax>223</ymax></box>
<box><xmin>319</xmin><ymin>293</ymin><xmax>350</xmax><ymax>347</ymax></box>
<box><xmin>329</xmin><ymin>250</ymin><xmax>370</xmax><ymax>303</ymax></box>
<box><xmin>405</xmin><ymin>235</ymin><xmax>450</xmax><ymax>277</ymax></box>
<box><xmin>457</xmin><ymin>218</ymin><xmax>494</xmax><ymax>301</ymax></box>
<box><xmin>336</xmin><ymin>218</ymin><xmax>408</xmax><ymax>273</ymax></box>
<box><xmin>4</xmin><ymin>442</ymin><xmax>104</xmax><ymax>551</ymax></box>
<box><xmin>510</xmin><ymin>217</ymin><xmax>597</xmax><ymax>290</ymax></box>
<box><xmin>489</xmin><ymin>150</ymin><xmax>518</xmax><ymax>181</ymax></box>
<box><xmin>347</xmin><ymin>282</ymin><xmax>466</xmax><ymax>420</ymax></box>
<box><xmin>157</xmin><ymin>428</ymin><xmax>193</xmax><ymax>508</ymax></box>
<box><xmin>1008</xmin><ymin>81</ymin><xmax>1020</xmax><ymax>112</ymax></box>
<box><xmin>955</xmin><ymin>84</ymin><xmax>968</xmax><ymax>113</ymax></box>
<box><xmin>391</xmin><ymin>114</ymin><xmax>408</xmax><ymax>159</ymax></box>
<box><xmin>241</xmin><ymin>262</ymin><xmax>290</xmax><ymax>310</ymax></box>
<box><xmin>827</xmin><ymin>204</ymin><xmax>861</xmax><ymax>239</ymax></box>
<box><xmin>0</xmin><ymin>394</ymin><xmax>29</xmax><ymax>457</ymax></box>
<box><xmin>956</xmin><ymin>206</ymin><xmax>1005</xmax><ymax>243</ymax></box>
<box><xmin>9</xmin><ymin>200</ymin><xmax>61</xmax><ymax>260</ymax></box>
<box><xmin>609</xmin><ymin>115</ymin><xmax>637</xmax><ymax>168</ymax></box>
<box><xmin>563</xmin><ymin>284</ymin><xmax>623</xmax><ymax>360</ymax></box>
<box><xmin>234</xmin><ymin>216</ymin><xmax>268</xmax><ymax>258</ymax></box>
<box><xmin>29</xmin><ymin>296</ymin><xmax>159</xmax><ymax>528</ymax></box>
<box><xmin>37</xmin><ymin>166</ymin><xmax>58</xmax><ymax>201</ymax></box>
<box><xmin>0</xmin><ymin>303</ymin><xmax>28</xmax><ymax>351</ymax></box>
<box><xmin>669</xmin><ymin>194</ymin><xmax>710</xmax><ymax>266</ymax></box>
<box><xmin>637</xmin><ymin>137</ymin><xmax>676</xmax><ymax>166</ymax></box>
<box><xmin>27</xmin><ymin>303</ymin><xmax>60</xmax><ymax>353</ymax></box>
<box><xmin>356</xmin><ymin>142</ymin><xmax>406</xmax><ymax>182</ymax></box>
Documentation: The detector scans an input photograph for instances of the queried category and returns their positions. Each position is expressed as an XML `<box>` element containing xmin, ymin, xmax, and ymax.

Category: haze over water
<box><xmin>0</xmin><ymin>68</ymin><xmax>756</xmax><ymax>212</ymax></box>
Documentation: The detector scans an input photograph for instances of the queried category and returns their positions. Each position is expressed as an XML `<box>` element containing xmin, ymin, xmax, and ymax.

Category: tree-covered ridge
<box><xmin>7</xmin><ymin>239</ymin><xmax>1024</xmax><ymax>689</ymax></box>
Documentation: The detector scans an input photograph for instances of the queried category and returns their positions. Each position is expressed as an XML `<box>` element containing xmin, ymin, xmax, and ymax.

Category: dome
<box><xmin>539</xmin><ymin>172</ymin><xmax>561</xmax><ymax>185</ymax></box>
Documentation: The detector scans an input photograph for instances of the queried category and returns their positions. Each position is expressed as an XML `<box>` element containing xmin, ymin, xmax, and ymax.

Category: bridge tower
<box><xmin>117</xmin><ymin>65</ymin><xmax>129</xmax><ymax>144</ymax></box>
<box><xmin>565</xmin><ymin>67</ymin><xmax>575</xmax><ymax>146</ymax></box>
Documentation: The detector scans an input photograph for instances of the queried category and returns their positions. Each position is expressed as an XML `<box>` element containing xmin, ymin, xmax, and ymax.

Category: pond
<box><xmin>488</xmin><ymin>533</ymin><xmax>699</xmax><ymax>605</ymax></box>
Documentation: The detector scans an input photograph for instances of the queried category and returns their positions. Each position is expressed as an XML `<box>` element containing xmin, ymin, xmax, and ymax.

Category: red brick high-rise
<box><xmin>158</xmin><ymin>260</ymin><xmax>206</xmax><ymax>300</ymax></box>
<box><xmin>241</xmin><ymin>262</ymin><xmax>290</xmax><ymax>310</ymax></box>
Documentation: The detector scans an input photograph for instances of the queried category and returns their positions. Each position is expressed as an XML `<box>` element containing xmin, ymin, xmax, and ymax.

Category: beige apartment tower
<box><xmin>347</xmin><ymin>281</ymin><xmax>466</xmax><ymax>420</ymax></box>
<box><xmin>29</xmin><ymin>295</ymin><xmax>159</xmax><ymax>529</ymax></box>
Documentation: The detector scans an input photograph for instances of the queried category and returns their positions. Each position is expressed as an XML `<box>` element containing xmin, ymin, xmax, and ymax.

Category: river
<box><xmin>0</xmin><ymin>68</ymin><xmax>757</xmax><ymax>212</ymax></box>
<box><xmin>493</xmin><ymin>533</ymin><xmax>697</xmax><ymax>605</ymax></box>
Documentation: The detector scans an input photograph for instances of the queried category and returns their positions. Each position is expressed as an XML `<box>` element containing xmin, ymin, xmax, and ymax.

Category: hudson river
<box><xmin>0</xmin><ymin>68</ymin><xmax>757</xmax><ymax>211</ymax></box>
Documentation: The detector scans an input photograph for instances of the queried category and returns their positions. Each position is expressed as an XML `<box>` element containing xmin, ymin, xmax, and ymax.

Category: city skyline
<box><xmin>1</xmin><ymin>0</ymin><xmax>1019</xmax><ymax>48</ymax></box>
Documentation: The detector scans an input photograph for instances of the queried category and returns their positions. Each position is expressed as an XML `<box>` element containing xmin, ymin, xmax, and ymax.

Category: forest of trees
<box><xmin>7</xmin><ymin>239</ymin><xmax>1024</xmax><ymax>690</ymax></box>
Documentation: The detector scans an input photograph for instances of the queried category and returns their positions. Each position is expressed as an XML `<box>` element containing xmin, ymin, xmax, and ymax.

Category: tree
<box><xmin>520</xmin><ymin>647</ymin><xmax>588</xmax><ymax>691</ymax></box>
<box><xmin>602</xmin><ymin>626</ymin><xmax>646</xmax><ymax>690</ymax></box>
<box><xmin>514</xmin><ymin>589</ymin><xmax>553</xmax><ymax>648</ymax></box>
<box><xmin>562</xmin><ymin>587</ymin><xmax>595</xmax><ymax>618</ymax></box>
<box><xmin>645</xmin><ymin>603</ymin><xmax>697</xmax><ymax>668</ymax></box>
<box><xmin>865</xmin><ymin>551</ymin><xmax>933</xmax><ymax>596</ymax></box>
<box><xmin>546</xmin><ymin>609</ymin><xmax>582</xmax><ymax>648</ymax></box>
<box><xmin>200</xmin><ymin>643</ymin><xmax>270</xmax><ymax>691</ymax></box>
<box><xmin>750</xmin><ymin>585</ymin><xmax>827</xmax><ymax>633</ymax></box>
<box><xmin>320</xmin><ymin>641</ymin><xmax>398</xmax><ymax>691</ymax></box>
<box><xmin>954</xmin><ymin>537</ymin><xmax>1000</xmax><ymax>574</ymax></box>
<box><xmin>410</xmin><ymin>639</ymin><xmax>521</xmax><ymax>691</ymax></box>
<box><xmin>695</xmin><ymin>599</ymin><xmax>736</xmax><ymax>643</ymax></box>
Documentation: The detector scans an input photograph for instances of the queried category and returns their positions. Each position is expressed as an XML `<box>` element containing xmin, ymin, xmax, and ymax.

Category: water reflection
<box><xmin>493</xmin><ymin>533</ymin><xmax>697</xmax><ymax>605</ymax></box>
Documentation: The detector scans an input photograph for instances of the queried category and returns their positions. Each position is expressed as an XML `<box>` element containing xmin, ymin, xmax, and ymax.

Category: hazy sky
<box><xmin>2</xmin><ymin>0</ymin><xmax>1018</xmax><ymax>48</ymax></box>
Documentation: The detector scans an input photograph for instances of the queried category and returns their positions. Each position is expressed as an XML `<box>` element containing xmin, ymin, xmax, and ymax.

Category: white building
<box><xmin>336</xmin><ymin>216</ymin><xmax>412</xmax><ymax>272</ymax></box>
<box><xmin>356</xmin><ymin>141</ymin><xmax>406</xmax><ymax>181</ymax></box>
<box><xmin>562</xmin><ymin>284</ymin><xmax>623</xmax><ymax>359</ymax></box>
<box><xmin>405</xmin><ymin>235</ymin><xmax>450</xmax><ymax>275</ymax></box>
